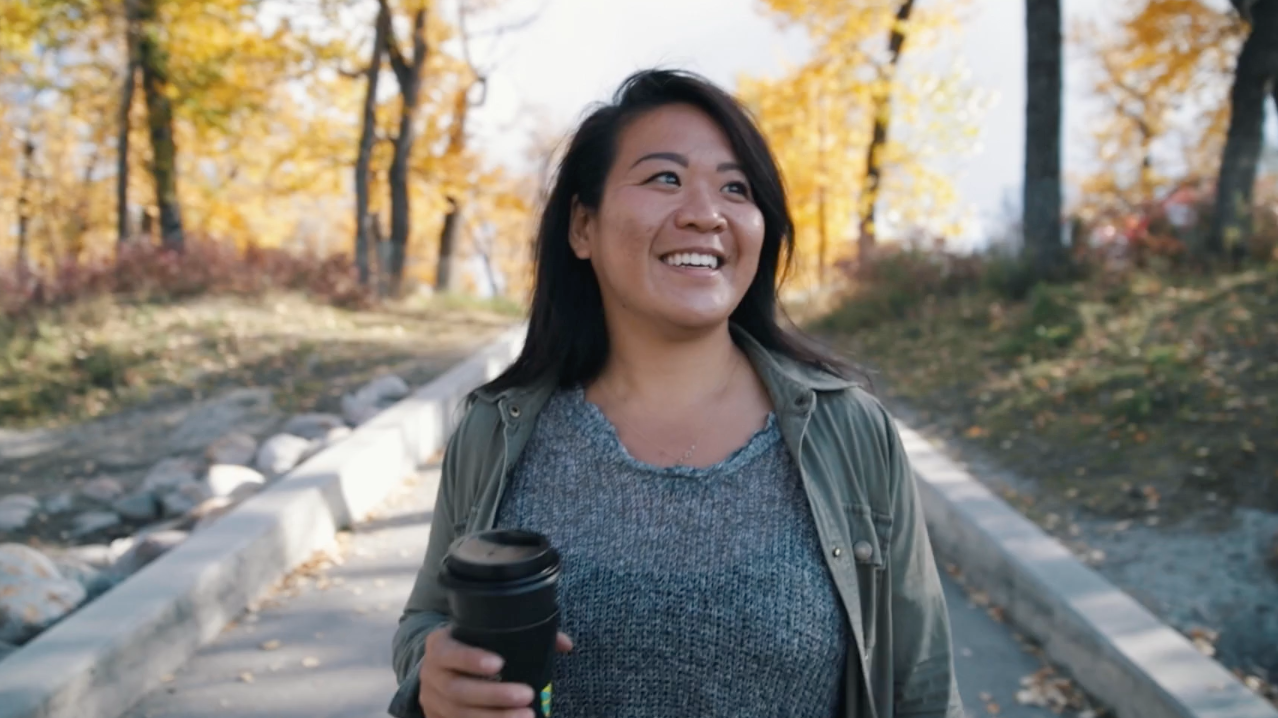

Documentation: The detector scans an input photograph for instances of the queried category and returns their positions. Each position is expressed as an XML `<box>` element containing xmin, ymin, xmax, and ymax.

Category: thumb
<box><xmin>555</xmin><ymin>632</ymin><xmax>574</xmax><ymax>653</ymax></box>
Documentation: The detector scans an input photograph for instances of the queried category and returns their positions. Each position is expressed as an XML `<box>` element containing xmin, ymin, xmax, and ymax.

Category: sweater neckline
<box><xmin>562</xmin><ymin>385</ymin><xmax>780</xmax><ymax>478</ymax></box>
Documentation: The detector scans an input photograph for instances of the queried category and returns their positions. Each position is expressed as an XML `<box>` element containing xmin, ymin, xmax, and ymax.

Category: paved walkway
<box><xmin>126</xmin><ymin>471</ymin><xmax>1063</xmax><ymax>718</ymax></box>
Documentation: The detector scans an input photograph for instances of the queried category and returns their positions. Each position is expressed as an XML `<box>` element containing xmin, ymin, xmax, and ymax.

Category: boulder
<box><xmin>80</xmin><ymin>477</ymin><xmax>124</xmax><ymax>504</ymax></box>
<box><xmin>323</xmin><ymin>425</ymin><xmax>352</xmax><ymax>446</ymax></box>
<box><xmin>70</xmin><ymin>510</ymin><xmax>121</xmax><ymax>538</ymax></box>
<box><xmin>281</xmin><ymin>413</ymin><xmax>345</xmax><ymax>441</ymax></box>
<box><xmin>228</xmin><ymin>481</ymin><xmax>263</xmax><ymax>503</ymax></box>
<box><xmin>141</xmin><ymin>458</ymin><xmax>200</xmax><ymax>494</ymax></box>
<box><xmin>59</xmin><ymin>543</ymin><xmax>115</xmax><ymax>569</ymax></box>
<box><xmin>112</xmin><ymin>492</ymin><xmax>160</xmax><ymax>522</ymax></box>
<box><xmin>166</xmin><ymin>387</ymin><xmax>277</xmax><ymax>454</ymax></box>
<box><xmin>255</xmin><ymin>434</ymin><xmax>311</xmax><ymax>476</ymax></box>
<box><xmin>111</xmin><ymin>530</ymin><xmax>188</xmax><ymax>579</ymax></box>
<box><xmin>0</xmin><ymin>640</ymin><xmax>17</xmax><ymax>663</ymax></box>
<box><xmin>186</xmin><ymin>497</ymin><xmax>236</xmax><ymax>532</ymax></box>
<box><xmin>205</xmin><ymin>464</ymin><xmax>265</xmax><ymax>498</ymax></box>
<box><xmin>0</xmin><ymin>544</ymin><xmax>85</xmax><ymax>644</ymax></box>
<box><xmin>0</xmin><ymin>495</ymin><xmax>38</xmax><ymax>532</ymax></box>
<box><xmin>205</xmin><ymin>431</ymin><xmax>258</xmax><ymax>467</ymax></box>
<box><xmin>160</xmin><ymin>483</ymin><xmax>209</xmax><ymax>518</ymax></box>
<box><xmin>51</xmin><ymin>556</ymin><xmax>115</xmax><ymax>600</ymax></box>
<box><xmin>43</xmin><ymin>492</ymin><xmax>75</xmax><ymax>515</ymax></box>
<box><xmin>342</xmin><ymin>374</ymin><xmax>410</xmax><ymax>426</ymax></box>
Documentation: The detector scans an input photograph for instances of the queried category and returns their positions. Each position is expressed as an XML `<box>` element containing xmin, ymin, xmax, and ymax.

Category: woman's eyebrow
<box><xmin>630</xmin><ymin>152</ymin><xmax>746</xmax><ymax>175</ymax></box>
<box><xmin>630</xmin><ymin>152</ymin><xmax>688</xmax><ymax>169</ymax></box>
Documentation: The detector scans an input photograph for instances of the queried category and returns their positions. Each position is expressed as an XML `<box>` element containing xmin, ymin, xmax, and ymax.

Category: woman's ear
<box><xmin>569</xmin><ymin>197</ymin><xmax>593</xmax><ymax>260</ymax></box>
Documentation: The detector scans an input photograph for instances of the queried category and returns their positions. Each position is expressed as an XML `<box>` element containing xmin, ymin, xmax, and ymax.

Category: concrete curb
<box><xmin>0</xmin><ymin>324</ymin><xmax>528</xmax><ymax>718</ymax></box>
<box><xmin>898</xmin><ymin>420</ymin><xmax>1278</xmax><ymax>718</ymax></box>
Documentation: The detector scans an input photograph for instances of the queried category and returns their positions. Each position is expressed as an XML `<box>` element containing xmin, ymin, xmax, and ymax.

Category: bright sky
<box><xmin>460</xmin><ymin>0</ymin><xmax>1115</xmax><ymax>246</ymax></box>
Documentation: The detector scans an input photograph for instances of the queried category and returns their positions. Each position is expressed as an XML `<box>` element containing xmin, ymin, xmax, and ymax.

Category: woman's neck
<box><xmin>592</xmin><ymin>318</ymin><xmax>742</xmax><ymax>410</ymax></box>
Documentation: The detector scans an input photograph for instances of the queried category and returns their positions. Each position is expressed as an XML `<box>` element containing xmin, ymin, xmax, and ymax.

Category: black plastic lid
<box><xmin>443</xmin><ymin>529</ymin><xmax>558</xmax><ymax>584</ymax></box>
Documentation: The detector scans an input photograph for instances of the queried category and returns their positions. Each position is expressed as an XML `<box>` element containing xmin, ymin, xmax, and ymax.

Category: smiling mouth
<box><xmin>660</xmin><ymin>251</ymin><xmax>724</xmax><ymax>270</ymax></box>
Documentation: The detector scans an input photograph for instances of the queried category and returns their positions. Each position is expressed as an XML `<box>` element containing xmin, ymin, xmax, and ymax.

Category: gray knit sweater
<box><xmin>493</xmin><ymin>387</ymin><xmax>848</xmax><ymax>718</ymax></box>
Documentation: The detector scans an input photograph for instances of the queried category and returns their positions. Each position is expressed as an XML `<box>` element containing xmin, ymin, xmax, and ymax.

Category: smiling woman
<box><xmin>391</xmin><ymin>69</ymin><xmax>963</xmax><ymax>718</ymax></box>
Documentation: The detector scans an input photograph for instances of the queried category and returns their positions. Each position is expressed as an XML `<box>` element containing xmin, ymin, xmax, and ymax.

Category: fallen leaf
<box><xmin>302</xmin><ymin>657</ymin><xmax>320</xmax><ymax>668</ymax></box>
<box><xmin>260</xmin><ymin>639</ymin><xmax>281</xmax><ymax>651</ymax></box>
<box><xmin>239</xmin><ymin>672</ymin><xmax>254</xmax><ymax>683</ymax></box>
<box><xmin>979</xmin><ymin>692</ymin><xmax>993</xmax><ymax>702</ymax></box>
<box><xmin>985</xmin><ymin>701</ymin><xmax>1001</xmax><ymax>715</ymax></box>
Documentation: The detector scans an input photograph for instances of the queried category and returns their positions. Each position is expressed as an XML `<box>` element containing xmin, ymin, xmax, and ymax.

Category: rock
<box><xmin>186</xmin><ymin>497</ymin><xmax>235</xmax><ymax>532</ymax></box>
<box><xmin>342</xmin><ymin>374</ymin><xmax>410</xmax><ymax>425</ymax></box>
<box><xmin>0</xmin><ymin>544</ymin><xmax>86</xmax><ymax>643</ymax></box>
<box><xmin>340</xmin><ymin>396</ymin><xmax>381</xmax><ymax>427</ymax></box>
<box><xmin>142</xmin><ymin>458</ymin><xmax>200</xmax><ymax>493</ymax></box>
<box><xmin>108</xmin><ymin>536</ymin><xmax>135</xmax><ymax>562</ymax></box>
<box><xmin>0</xmin><ymin>544</ymin><xmax>60</xmax><ymax>580</ymax></box>
<box><xmin>0</xmin><ymin>495</ymin><xmax>39</xmax><ymax>532</ymax></box>
<box><xmin>80</xmin><ymin>477</ymin><xmax>125</xmax><ymax>504</ymax></box>
<box><xmin>282</xmin><ymin>413</ymin><xmax>345</xmax><ymax>441</ymax></box>
<box><xmin>70</xmin><ymin>510</ymin><xmax>121</xmax><ymax>537</ymax></box>
<box><xmin>323</xmin><ymin>425</ymin><xmax>352</xmax><ymax>446</ymax></box>
<box><xmin>59</xmin><ymin>543</ymin><xmax>115</xmax><ymax>569</ymax></box>
<box><xmin>205</xmin><ymin>431</ymin><xmax>258</xmax><ymax>467</ymax></box>
<box><xmin>166</xmin><ymin>387</ymin><xmax>277</xmax><ymax>454</ymax></box>
<box><xmin>228</xmin><ymin>481</ymin><xmax>263</xmax><ymax>503</ymax></box>
<box><xmin>0</xmin><ymin>640</ymin><xmax>17</xmax><ymax>663</ymax></box>
<box><xmin>364</xmin><ymin>374</ymin><xmax>410</xmax><ymax>402</ymax></box>
<box><xmin>160</xmin><ymin>483</ymin><xmax>209</xmax><ymax>518</ymax></box>
<box><xmin>205</xmin><ymin>465</ymin><xmax>266</xmax><ymax>498</ymax></box>
<box><xmin>111</xmin><ymin>530</ymin><xmax>188</xmax><ymax>579</ymax></box>
<box><xmin>255</xmin><ymin>434</ymin><xmax>311</xmax><ymax>476</ymax></box>
<box><xmin>43</xmin><ymin>492</ymin><xmax>75</xmax><ymax>515</ymax></box>
<box><xmin>112</xmin><ymin>492</ymin><xmax>159</xmax><ymax>522</ymax></box>
<box><xmin>51</xmin><ymin>557</ymin><xmax>115</xmax><ymax>600</ymax></box>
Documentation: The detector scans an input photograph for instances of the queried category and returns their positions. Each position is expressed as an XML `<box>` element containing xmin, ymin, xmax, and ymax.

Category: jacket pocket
<box><xmin>845</xmin><ymin>503</ymin><xmax>892</xmax><ymax>657</ymax></box>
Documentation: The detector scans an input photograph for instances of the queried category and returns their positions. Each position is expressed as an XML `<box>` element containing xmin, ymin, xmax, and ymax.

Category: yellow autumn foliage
<box><xmin>738</xmin><ymin>0</ymin><xmax>986</xmax><ymax>294</ymax></box>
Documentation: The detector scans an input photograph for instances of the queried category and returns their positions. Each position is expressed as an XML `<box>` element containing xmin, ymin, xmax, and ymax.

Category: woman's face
<box><xmin>570</xmin><ymin>103</ymin><xmax>766</xmax><ymax>334</ymax></box>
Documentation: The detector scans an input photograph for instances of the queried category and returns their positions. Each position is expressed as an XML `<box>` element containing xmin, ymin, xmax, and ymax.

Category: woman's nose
<box><xmin>673</xmin><ymin>185</ymin><xmax>728</xmax><ymax>233</ymax></box>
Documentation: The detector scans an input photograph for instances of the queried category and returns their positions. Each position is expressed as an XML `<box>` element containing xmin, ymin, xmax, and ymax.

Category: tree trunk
<box><xmin>857</xmin><ymin>0</ymin><xmax>915</xmax><ymax>260</ymax></box>
<box><xmin>436</xmin><ymin>197</ymin><xmax>462</xmax><ymax>292</ymax></box>
<box><xmin>355</xmin><ymin>5</ymin><xmax>389</xmax><ymax>288</ymax></box>
<box><xmin>383</xmin><ymin>0</ymin><xmax>428</xmax><ymax>297</ymax></box>
<box><xmin>1023</xmin><ymin>0</ymin><xmax>1064</xmax><ymax>279</ymax></box>
<box><xmin>1209</xmin><ymin>0</ymin><xmax>1278</xmax><ymax>260</ymax></box>
<box><xmin>435</xmin><ymin>85</ymin><xmax>472</xmax><ymax>294</ymax></box>
<box><xmin>117</xmin><ymin>0</ymin><xmax>140</xmax><ymax>247</ymax></box>
<box><xmin>17</xmin><ymin>137</ymin><xmax>36</xmax><ymax>281</ymax></box>
<box><xmin>136</xmin><ymin>0</ymin><xmax>184</xmax><ymax>252</ymax></box>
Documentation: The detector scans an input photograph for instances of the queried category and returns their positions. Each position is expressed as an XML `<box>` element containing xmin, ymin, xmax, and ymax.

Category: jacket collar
<box><xmin>473</xmin><ymin>322</ymin><xmax>856</xmax><ymax>416</ymax></box>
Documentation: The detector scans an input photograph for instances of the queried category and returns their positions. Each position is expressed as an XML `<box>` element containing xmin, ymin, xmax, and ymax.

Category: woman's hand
<box><xmin>417</xmin><ymin>626</ymin><xmax>573</xmax><ymax>718</ymax></box>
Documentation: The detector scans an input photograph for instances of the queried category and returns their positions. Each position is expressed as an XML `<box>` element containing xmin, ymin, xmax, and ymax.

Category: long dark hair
<box><xmin>480</xmin><ymin>68</ymin><xmax>854</xmax><ymax>395</ymax></box>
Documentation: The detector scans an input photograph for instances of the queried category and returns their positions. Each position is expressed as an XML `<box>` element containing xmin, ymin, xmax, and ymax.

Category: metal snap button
<box><xmin>832</xmin><ymin>547</ymin><xmax>842</xmax><ymax>558</ymax></box>
<box><xmin>853</xmin><ymin>541</ymin><xmax>874</xmax><ymax>562</ymax></box>
<box><xmin>509</xmin><ymin>404</ymin><xmax>521</xmax><ymax>418</ymax></box>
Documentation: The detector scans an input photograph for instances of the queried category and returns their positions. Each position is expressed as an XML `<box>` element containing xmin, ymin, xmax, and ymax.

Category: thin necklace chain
<box><xmin>597</xmin><ymin>352</ymin><xmax>742</xmax><ymax>467</ymax></box>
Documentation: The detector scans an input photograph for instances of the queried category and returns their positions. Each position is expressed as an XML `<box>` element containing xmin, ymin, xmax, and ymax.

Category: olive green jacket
<box><xmin>391</xmin><ymin>326</ymin><xmax>964</xmax><ymax>718</ymax></box>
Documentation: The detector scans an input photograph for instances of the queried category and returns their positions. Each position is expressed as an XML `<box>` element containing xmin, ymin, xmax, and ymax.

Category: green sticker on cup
<box><xmin>540</xmin><ymin>683</ymin><xmax>552</xmax><ymax>716</ymax></box>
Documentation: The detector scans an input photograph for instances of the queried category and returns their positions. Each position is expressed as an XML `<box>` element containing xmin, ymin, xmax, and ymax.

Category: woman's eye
<box><xmin>646</xmin><ymin>171</ymin><xmax>680</xmax><ymax>186</ymax></box>
<box><xmin>724</xmin><ymin>181</ymin><xmax>750</xmax><ymax>197</ymax></box>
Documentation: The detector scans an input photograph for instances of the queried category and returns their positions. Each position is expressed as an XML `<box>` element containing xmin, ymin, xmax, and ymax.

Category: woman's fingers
<box><xmin>555</xmin><ymin>631</ymin><xmax>574</xmax><ymax>653</ymax></box>
<box><xmin>427</xmin><ymin>627</ymin><xmax>505</xmax><ymax>676</ymax></box>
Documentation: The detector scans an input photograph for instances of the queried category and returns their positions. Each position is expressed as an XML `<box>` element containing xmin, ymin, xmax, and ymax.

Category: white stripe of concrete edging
<box><xmin>898</xmin><ymin>421</ymin><xmax>1278</xmax><ymax>718</ymax></box>
<box><xmin>0</xmin><ymin>324</ymin><xmax>529</xmax><ymax>718</ymax></box>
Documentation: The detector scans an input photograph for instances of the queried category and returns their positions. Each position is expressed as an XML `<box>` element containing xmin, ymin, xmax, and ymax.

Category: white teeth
<box><xmin>663</xmin><ymin>252</ymin><xmax>719</xmax><ymax>268</ymax></box>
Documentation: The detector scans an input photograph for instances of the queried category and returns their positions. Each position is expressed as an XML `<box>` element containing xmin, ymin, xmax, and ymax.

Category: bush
<box><xmin>0</xmin><ymin>239</ymin><xmax>375</xmax><ymax>320</ymax></box>
<box><xmin>996</xmin><ymin>283</ymin><xmax>1083</xmax><ymax>360</ymax></box>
